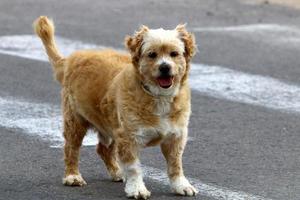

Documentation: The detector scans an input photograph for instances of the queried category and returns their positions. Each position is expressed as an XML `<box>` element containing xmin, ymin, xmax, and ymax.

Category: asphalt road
<box><xmin>0</xmin><ymin>0</ymin><xmax>300</xmax><ymax>200</ymax></box>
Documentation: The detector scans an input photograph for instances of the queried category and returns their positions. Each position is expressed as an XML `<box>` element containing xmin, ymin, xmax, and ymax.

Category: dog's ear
<box><xmin>125</xmin><ymin>25</ymin><xmax>149</xmax><ymax>66</ymax></box>
<box><xmin>176</xmin><ymin>24</ymin><xmax>196</xmax><ymax>62</ymax></box>
<box><xmin>176</xmin><ymin>24</ymin><xmax>196</xmax><ymax>84</ymax></box>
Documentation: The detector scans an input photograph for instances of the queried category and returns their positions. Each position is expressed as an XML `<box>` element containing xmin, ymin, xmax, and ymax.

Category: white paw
<box><xmin>171</xmin><ymin>176</ymin><xmax>198</xmax><ymax>196</ymax></box>
<box><xmin>62</xmin><ymin>174</ymin><xmax>87</xmax><ymax>186</ymax></box>
<box><xmin>125</xmin><ymin>179</ymin><xmax>151</xmax><ymax>199</ymax></box>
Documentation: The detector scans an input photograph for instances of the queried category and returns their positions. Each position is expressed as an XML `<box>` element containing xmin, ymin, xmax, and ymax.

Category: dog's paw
<box><xmin>125</xmin><ymin>179</ymin><xmax>151</xmax><ymax>199</ymax></box>
<box><xmin>171</xmin><ymin>176</ymin><xmax>198</xmax><ymax>196</ymax></box>
<box><xmin>62</xmin><ymin>174</ymin><xmax>87</xmax><ymax>186</ymax></box>
<box><xmin>111</xmin><ymin>171</ymin><xmax>124</xmax><ymax>182</ymax></box>
<box><xmin>126</xmin><ymin>187</ymin><xmax>151</xmax><ymax>200</ymax></box>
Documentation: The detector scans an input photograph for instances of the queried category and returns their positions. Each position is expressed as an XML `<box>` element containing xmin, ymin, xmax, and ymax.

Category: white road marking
<box><xmin>144</xmin><ymin>166</ymin><xmax>271</xmax><ymax>200</ymax></box>
<box><xmin>190</xmin><ymin>64</ymin><xmax>300</xmax><ymax>113</ymax></box>
<box><xmin>0</xmin><ymin>96</ymin><xmax>97</xmax><ymax>147</ymax></box>
<box><xmin>191</xmin><ymin>24</ymin><xmax>300</xmax><ymax>47</ymax></box>
<box><xmin>0</xmin><ymin>95</ymin><xmax>270</xmax><ymax>200</ymax></box>
<box><xmin>0</xmin><ymin>35</ymin><xmax>107</xmax><ymax>61</ymax></box>
<box><xmin>191</xmin><ymin>24</ymin><xmax>300</xmax><ymax>33</ymax></box>
<box><xmin>1</xmin><ymin>34</ymin><xmax>300</xmax><ymax>113</ymax></box>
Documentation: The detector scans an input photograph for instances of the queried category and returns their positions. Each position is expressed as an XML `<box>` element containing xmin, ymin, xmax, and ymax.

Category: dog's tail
<box><xmin>33</xmin><ymin>16</ymin><xmax>65</xmax><ymax>84</ymax></box>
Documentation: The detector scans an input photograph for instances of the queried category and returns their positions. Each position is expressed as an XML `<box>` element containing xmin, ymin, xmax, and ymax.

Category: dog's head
<box><xmin>125</xmin><ymin>24</ymin><xmax>196</xmax><ymax>96</ymax></box>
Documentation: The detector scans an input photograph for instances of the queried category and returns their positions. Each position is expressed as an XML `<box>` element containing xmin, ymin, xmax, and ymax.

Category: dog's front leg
<box><xmin>161</xmin><ymin>129</ymin><xmax>198</xmax><ymax>196</ymax></box>
<box><xmin>117</xmin><ymin>130</ymin><xmax>151</xmax><ymax>199</ymax></box>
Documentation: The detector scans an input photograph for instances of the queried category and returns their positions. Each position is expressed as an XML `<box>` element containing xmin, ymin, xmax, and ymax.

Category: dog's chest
<box><xmin>135</xmin><ymin>118</ymin><xmax>181</xmax><ymax>147</ymax></box>
<box><xmin>135</xmin><ymin>98</ymin><xmax>181</xmax><ymax>146</ymax></box>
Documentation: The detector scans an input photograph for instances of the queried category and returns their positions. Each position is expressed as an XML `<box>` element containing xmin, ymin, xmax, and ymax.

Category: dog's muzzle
<box><xmin>157</xmin><ymin>62</ymin><xmax>173</xmax><ymax>89</ymax></box>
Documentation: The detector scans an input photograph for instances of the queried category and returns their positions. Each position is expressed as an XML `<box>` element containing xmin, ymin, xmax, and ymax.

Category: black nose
<box><xmin>159</xmin><ymin>63</ymin><xmax>171</xmax><ymax>75</ymax></box>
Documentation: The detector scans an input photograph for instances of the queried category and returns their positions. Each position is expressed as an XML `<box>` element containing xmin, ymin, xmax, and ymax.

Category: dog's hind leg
<box><xmin>62</xmin><ymin>98</ymin><xmax>88</xmax><ymax>186</ymax></box>
<box><xmin>97</xmin><ymin>140</ymin><xmax>123</xmax><ymax>182</ymax></box>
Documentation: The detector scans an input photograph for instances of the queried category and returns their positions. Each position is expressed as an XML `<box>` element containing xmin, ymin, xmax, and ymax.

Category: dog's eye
<box><xmin>170</xmin><ymin>51</ymin><xmax>179</xmax><ymax>57</ymax></box>
<box><xmin>148</xmin><ymin>52</ymin><xmax>157</xmax><ymax>59</ymax></box>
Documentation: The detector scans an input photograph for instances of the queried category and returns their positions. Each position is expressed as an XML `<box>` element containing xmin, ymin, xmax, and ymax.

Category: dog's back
<box><xmin>34</xmin><ymin>16</ymin><xmax>132</xmax><ymax>115</ymax></box>
<box><xmin>64</xmin><ymin>49</ymin><xmax>130</xmax><ymax>103</ymax></box>
<box><xmin>33</xmin><ymin>16</ymin><xmax>130</xmax><ymax>91</ymax></box>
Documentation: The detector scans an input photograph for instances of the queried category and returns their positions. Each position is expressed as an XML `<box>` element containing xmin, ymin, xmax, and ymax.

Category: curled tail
<box><xmin>33</xmin><ymin>16</ymin><xmax>65</xmax><ymax>84</ymax></box>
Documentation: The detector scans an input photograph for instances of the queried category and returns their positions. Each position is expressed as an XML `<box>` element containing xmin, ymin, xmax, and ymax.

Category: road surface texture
<box><xmin>0</xmin><ymin>0</ymin><xmax>300</xmax><ymax>200</ymax></box>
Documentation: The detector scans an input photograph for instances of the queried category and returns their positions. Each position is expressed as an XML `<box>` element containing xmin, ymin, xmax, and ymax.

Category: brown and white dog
<box><xmin>33</xmin><ymin>16</ymin><xmax>197</xmax><ymax>199</ymax></box>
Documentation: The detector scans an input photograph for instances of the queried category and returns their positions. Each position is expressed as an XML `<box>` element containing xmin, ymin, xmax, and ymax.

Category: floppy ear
<box><xmin>176</xmin><ymin>24</ymin><xmax>196</xmax><ymax>84</ymax></box>
<box><xmin>125</xmin><ymin>25</ymin><xmax>149</xmax><ymax>66</ymax></box>
<box><xmin>176</xmin><ymin>24</ymin><xmax>196</xmax><ymax>62</ymax></box>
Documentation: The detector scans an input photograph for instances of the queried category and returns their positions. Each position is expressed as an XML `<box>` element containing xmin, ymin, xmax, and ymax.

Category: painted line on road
<box><xmin>0</xmin><ymin>35</ymin><xmax>106</xmax><ymax>61</ymax></box>
<box><xmin>0</xmin><ymin>96</ymin><xmax>96</xmax><ymax>147</ymax></box>
<box><xmin>191</xmin><ymin>24</ymin><xmax>300</xmax><ymax>33</ymax></box>
<box><xmin>0</xmin><ymin>95</ymin><xmax>271</xmax><ymax>200</ymax></box>
<box><xmin>190</xmin><ymin>64</ymin><xmax>300</xmax><ymax>113</ymax></box>
<box><xmin>145</xmin><ymin>166</ymin><xmax>270</xmax><ymax>200</ymax></box>
<box><xmin>1</xmin><ymin>34</ymin><xmax>300</xmax><ymax>114</ymax></box>
<box><xmin>191</xmin><ymin>24</ymin><xmax>300</xmax><ymax>47</ymax></box>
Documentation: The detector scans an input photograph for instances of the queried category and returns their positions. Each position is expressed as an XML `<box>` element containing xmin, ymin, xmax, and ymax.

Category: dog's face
<box><xmin>126</xmin><ymin>24</ymin><xmax>196</xmax><ymax>96</ymax></box>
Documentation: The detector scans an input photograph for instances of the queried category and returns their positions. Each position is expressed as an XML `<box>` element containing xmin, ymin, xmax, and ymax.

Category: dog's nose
<box><xmin>159</xmin><ymin>63</ymin><xmax>171</xmax><ymax>75</ymax></box>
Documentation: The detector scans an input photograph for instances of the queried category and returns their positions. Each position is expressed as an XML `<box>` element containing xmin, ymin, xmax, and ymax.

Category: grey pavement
<box><xmin>0</xmin><ymin>0</ymin><xmax>300</xmax><ymax>200</ymax></box>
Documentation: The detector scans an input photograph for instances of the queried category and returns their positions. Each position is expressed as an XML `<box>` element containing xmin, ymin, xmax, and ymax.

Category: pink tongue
<box><xmin>157</xmin><ymin>77</ymin><xmax>172</xmax><ymax>88</ymax></box>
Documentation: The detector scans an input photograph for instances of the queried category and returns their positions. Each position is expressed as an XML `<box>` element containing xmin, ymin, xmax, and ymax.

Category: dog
<box><xmin>33</xmin><ymin>16</ymin><xmax>197</xmax><ymax>199</ymax></box>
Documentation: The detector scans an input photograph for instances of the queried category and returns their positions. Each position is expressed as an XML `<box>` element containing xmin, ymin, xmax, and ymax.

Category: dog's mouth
<box><xmin>156</xmin><ymin>76</ymin><xmax>174</xmax><ymax>89</ymax></box>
